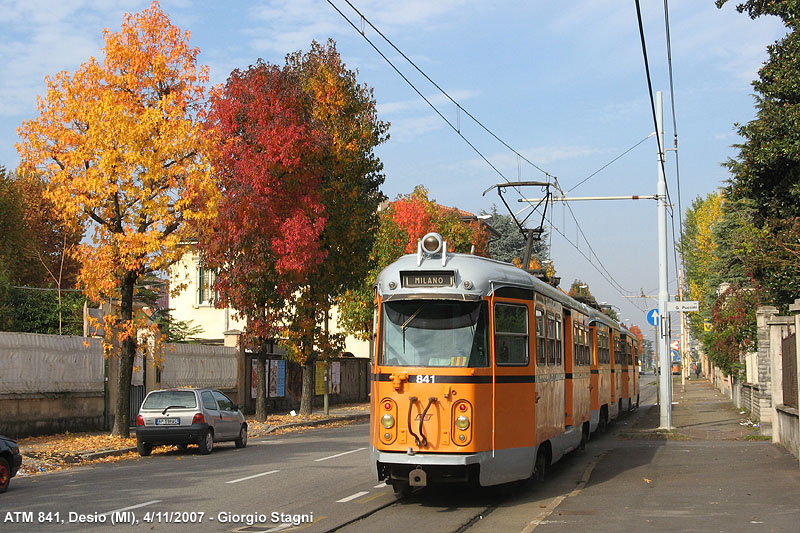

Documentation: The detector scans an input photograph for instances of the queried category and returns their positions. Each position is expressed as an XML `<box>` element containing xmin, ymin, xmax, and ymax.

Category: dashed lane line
<box><xmin>336</xmin><ymin>491</ymin><xmax>370</xmax><ymax>503</ymax></box>
<box><xmin>314</xmin><ymin>447</ymin><xmax>367</xmax><ymax>462</ymax></box>
<box><xmin>226</xmin><ymin>470</ymin><xmax>280</xmax><ymax>484</ymax></box>
<box><xmin>100</xmin><ymin>500</ymin><xmax>161</xmax><ymax>517</ymax></box>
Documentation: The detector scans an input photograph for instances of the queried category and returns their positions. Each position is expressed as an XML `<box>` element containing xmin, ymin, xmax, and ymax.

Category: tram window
<box><xmin>573</xmin><ymin>325</ymin><xmax>579</xmax><ymax>367</ymax></box>
<box><xmin>380</xmin><ymin>300</ymin><xmax>489</xmax><ymax>368</ymax></box>
<box><xmin>536</xmin><ymin>308</ymin><xmax>546</xmax><ymax>365</ymax></box>
<box><xmin>555</xmin><ymin>315</ymin><xmax>562</xmax><ymax>365</ymax></box>
<box><xmin>494</xmin><ymin>303</ymin><xmax>528</xmax><ymax>365</ymax></box>
<box><xmin>546</xmin><ymin>312</ymin><xmax>555</xmax><ymax>366</ymax></box>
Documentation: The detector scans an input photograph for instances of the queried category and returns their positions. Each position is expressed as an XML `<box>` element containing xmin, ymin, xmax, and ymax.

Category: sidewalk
<box><xmin>15</xmin><ymin>403</ymin><xmax>369</xmax><ymax>477</ymax></box>
<box><xmin>474</xmin><ymin>377</ymin><xmax>800</xmax><ymax>532</ymax></box>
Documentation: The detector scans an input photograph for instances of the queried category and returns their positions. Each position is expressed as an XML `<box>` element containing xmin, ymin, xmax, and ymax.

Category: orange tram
<box><xmin>370</xmin><ymin>233</ymin><xmax>641</xmax><ymax>496</ymax></box>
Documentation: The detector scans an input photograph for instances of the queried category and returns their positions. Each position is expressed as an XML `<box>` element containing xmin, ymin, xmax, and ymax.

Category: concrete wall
<box><xmin>0</xmin><ymin>393</ymin><xmax>104</xmax><ymax>439</ymax></box>
<box><xmin>0</xmin><ymin>332</ymin><xmax>105</xmax><ymax>438</ymax></box>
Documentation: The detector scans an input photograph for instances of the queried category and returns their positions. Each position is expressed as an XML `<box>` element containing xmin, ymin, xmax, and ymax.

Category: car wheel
<box><xmin>199</xmin><ymin>430</ymin><xmax>214</xmax><ymax>455</ymax></box>
<box><xmin>235</xmin><ymin>425</ymin><xmax>247</xmax><ymax>449</ymax></box>
<box><xmin>0</xmin><ymin>457</ymin><xmax>10</xmax><ymax>493</ymax></box>
<box><xmin>137</xmin><ymin>439</ymin><xmax>152</xmax><ymax>457</ymax></box>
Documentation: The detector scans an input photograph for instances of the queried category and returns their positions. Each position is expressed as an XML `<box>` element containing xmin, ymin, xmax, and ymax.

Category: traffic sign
<box><xmin>670</xmin><ymin>340</ymin><xmax>680</xmax><ymax>351</ymax></box>
<box><xmin>671</xmin><ymin>349</ymin><xmax>680</xmax><ymax>362</ymax></box>
<box><xmin>704</xmin><ymin>320</ymin><xmax>713</xmax><ymax>332</ymax></box>
<box><xmin>646</xmin><ymin>308</ymin><xmax>660</xmax><ymax>326</ymax></box>
<box><xmin>667</xmin><ymin>300</ymin><xmax>699</xmax><ymax>312</ymax></box>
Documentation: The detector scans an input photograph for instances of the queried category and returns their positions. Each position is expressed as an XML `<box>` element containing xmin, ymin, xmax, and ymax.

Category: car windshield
<box><xmin>380</xmin><ymin>300</ymin><xmax>489</xmax><ymax>367</ymax></box>
<box><xmin>142</xmin><ymin>390</ymin><xmax>197</xmax><ymax>409</ymax></box>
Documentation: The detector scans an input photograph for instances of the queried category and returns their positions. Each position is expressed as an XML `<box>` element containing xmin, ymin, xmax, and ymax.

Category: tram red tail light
<box><xmin>378</xmin><ymin>398</ymin><xmax>398</xmax><ymax>445</ymax></box>
<box><xmin>452</xmin><ymin>401</ymin><xmax>473</xmax><ymax>446</ymax></box>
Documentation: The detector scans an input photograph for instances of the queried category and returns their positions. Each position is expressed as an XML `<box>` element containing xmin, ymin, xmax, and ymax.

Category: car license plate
<box><xmin>155</xmin><ymin>418</ymin><xmax>180</xmax><ymax>425</ymax></box>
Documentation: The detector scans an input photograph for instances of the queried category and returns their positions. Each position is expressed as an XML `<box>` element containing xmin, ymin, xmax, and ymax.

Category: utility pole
<box><xmin>656</xmin><ymin>91</ymin><xmax>672</xmax><ymax>429</ymax></box>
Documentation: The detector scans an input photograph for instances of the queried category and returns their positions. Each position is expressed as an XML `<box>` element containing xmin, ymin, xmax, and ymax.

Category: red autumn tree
<box><xmin>282</xmin><ymin>40</ymin><xmax>389</xmax><ymax>414</ymax></box>
<box><xmin>628</xmin><ymin>324</ymin><xmax>644</xmax><ymax>342</ymax></box>
<box><xmin>199</xmin><ymin>60</ymin><xmax>327</xmax><ymax>421</ymax></box>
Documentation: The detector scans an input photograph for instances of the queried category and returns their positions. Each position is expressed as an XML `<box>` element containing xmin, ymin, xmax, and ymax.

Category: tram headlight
<box><xmin>421</xmin><ymin>232</ymin><xmax>443</xmax><ymax>254</ymax></box>
<box><xmin>381</xmin><ymin>414</ymin><xmax>395</xmax><ymax>429</ymax></box>
<box><xmin>455</xmin><ymin>415</ymin><xmax>470</xmax><ymax>430</ymax></box>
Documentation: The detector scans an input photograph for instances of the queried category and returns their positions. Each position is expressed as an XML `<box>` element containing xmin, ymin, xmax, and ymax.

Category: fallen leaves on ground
<box><xmin>16</xmin><ymin>404</ymin><xmax>369</xmax><ymax>477</ymax></box>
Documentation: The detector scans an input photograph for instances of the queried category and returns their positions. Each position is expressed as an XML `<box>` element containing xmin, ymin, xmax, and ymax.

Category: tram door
<box><xmin>491</xmin><ymin>295</ymin><xmax>536</xmax><ymax>453</ymax></box>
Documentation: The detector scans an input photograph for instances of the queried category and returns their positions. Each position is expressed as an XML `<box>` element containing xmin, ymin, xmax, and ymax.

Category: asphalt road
<box><xmin>13</xmin><ymin>378</ymin><xmax>795</xmax><ymax>533</ymax></box>
<box><xmin>2</xmin><ymin>422</ymin><xmax>392</xmax><ymax>532</ymax></box>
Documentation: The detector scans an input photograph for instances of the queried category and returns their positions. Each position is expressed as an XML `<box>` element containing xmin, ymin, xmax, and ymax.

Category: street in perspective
<box><xmin>2</xmin><ymin>2</ymin><xmax>800</xmax><ymax>533</ymax></box>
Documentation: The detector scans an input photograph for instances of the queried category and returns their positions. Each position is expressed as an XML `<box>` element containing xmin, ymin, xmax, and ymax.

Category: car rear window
<box><xmin>142</xmin><ymin>390</ymin><xmax>197</xmax><ymax>409</ymax></box>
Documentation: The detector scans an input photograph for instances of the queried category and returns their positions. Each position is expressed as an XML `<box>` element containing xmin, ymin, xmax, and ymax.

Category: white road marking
<box><xmin>336</xmin><ymin>491</ymin><xmax>369</xmax><ymax>503</ymax></box>
<box><xmin>263</xmin><ymin>524</ymin><xmax>294</xmax><ymax>532</ymax></box>
<box><xmin>374</xmin><ymin>482</ymin><xmax>387</xmax><ymax>488</ymax></box>
<box><xmin>314</xmin><ymin>447</ymin><xmax>367</xmax><ymax>462</ymax></box>
<box><xmin>100</xmin><ymin>500</ymin><xmax>161</xmax><ymax>517</ymax></box>
<box><xmin>226</xmin><ymin>470</ymin><xmax>280</xmax><ymax>484</ymax></box>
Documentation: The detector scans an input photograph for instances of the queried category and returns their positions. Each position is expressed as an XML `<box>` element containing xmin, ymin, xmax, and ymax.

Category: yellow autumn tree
<box><xmin>680</xmin><ymin>191</ymin><xmax>723</xmax><ymax>339</ymax></box>
<box><xmin>16</xmin><ymin>2</ymin><xmax>218</xmax><ymax>436</ymax></box>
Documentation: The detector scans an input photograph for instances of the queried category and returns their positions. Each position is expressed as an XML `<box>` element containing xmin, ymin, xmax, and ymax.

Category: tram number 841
<box><xmin>415</xmin><ymin>375</ymin><xmax>436</xmax><ymax>384</ymax></box>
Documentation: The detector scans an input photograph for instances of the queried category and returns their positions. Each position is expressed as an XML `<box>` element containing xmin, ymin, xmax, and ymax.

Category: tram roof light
<box><xmin>422</xmin><ymin>233</ymin><xmax>443</xmax><ymax>254</ymax></box>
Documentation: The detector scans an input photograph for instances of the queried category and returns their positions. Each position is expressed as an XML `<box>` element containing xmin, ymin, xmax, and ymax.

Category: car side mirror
<box><xmin>232</xmin><ymin>404</ymin><xmax>239</xmax><ymax>412</ymax></box>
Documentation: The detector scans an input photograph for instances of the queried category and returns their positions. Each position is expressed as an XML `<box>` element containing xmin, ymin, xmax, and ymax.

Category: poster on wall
<box><xmin>331</xmin><ymin>361</ymin><xmax>341</xmax><ymax>394</ymax></box>
<box><xmin>269</xmin><ymin>359</ymin><xmax>286</xmax><ymax>397</ymax></box>
<box><xmin>315</xmin><ymin>361</ymin><xmax>325</xmax><ymax>395</ymax></box>
<box><xmin>250</xmin><ymin>359</ymin><xmax>258</xmax><ymax>399</ymax></box>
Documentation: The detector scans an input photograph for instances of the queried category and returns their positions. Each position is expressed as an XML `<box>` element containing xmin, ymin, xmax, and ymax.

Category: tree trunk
<box><xmin>255</xmin><ymin>357</ymin><xmax>267</xmax><ymax>422</ymax></box>
<box><xmin>112</xmin><ymin>270</ymin><xmax>137</xmax><ymax>437</ymax></box>
<box><xmin>300</xmin><ymin>358</ymin><xmax>314</xmax><ymax>415</ymax></box>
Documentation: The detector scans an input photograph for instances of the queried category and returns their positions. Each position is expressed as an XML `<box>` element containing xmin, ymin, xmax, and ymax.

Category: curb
<box><xmin>263</xmin><ymin>413</ymin><xmax>370</xmax><ymax>434</ymax></box>
<box><xmin>78</xmin><ymin>413</ymin><xmax>370</xmax><ymax>459</ymax></box>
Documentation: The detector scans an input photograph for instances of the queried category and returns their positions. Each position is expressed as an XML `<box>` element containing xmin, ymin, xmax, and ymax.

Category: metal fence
<box><xmin>783</xmin><ymin>332</ymin><xmax>797</xmax><ymax>409</ymax></box>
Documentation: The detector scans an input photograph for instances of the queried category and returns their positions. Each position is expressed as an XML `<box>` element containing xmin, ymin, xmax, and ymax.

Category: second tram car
<box><xmin>370</xmin><ymin>233</ymin><xmax>641</xmax><ymax>496</ymax></box>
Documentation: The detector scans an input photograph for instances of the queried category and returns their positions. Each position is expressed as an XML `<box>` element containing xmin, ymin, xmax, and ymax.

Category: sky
<box><xmin>0</xmin><ymin>0</ymin><xmax>788</xmax><ymax>334</ymax></box>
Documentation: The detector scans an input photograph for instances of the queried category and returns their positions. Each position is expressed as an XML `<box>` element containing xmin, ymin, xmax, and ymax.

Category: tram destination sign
<box><xmin>401</xmin><ymin>270</ymin><xmax>455</xmax><ymax>288</ymax></box>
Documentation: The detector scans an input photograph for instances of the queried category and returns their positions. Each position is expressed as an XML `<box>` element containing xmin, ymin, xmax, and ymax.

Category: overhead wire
<box><xmin>329</xmin><ymin>0</ymin><xmax>640</xmax><ymax>304</ymax></box>
<box><xmin>337</xmin><ymin>0</ymin><xmax>554</xmax><ymax>180</ymax></box>
<box><xmin>566</xmin><ymin>132</ymin><xmax>655</xmax><ymax>194</ymax></box>
<box><xmin>326</xmin><ymin>0</ymin><xmax>513</xmax><ymax>185</ymax></box>
<box><xmin>664</xmin><ymin>0</ymin><xmax>686</xmax><ymax>296</ymax></box>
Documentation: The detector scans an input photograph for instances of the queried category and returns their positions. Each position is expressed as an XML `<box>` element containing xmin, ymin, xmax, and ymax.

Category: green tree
<box><xmin>716</xmin><ymin>0</ymin><xmax>800</xmax><ymax>307</ymax></box>
<box><xmin>0</xmin><ymin>166</ymin><xmax>25</xmax><ymax>283</ymax></box>
<box><xmin>482</xmin><ymin>205</ymin><xmax>549</xmax><ymax>264</ymax></box>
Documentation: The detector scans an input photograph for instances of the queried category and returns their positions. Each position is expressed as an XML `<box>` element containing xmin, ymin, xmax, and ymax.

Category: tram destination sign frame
<box><xmin>401</xmin><ymin>270</ymin><xmax>455</xmax><ymax>288</ymax></box>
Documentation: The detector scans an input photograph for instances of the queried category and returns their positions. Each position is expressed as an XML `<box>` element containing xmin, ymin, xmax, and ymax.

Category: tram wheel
<box><xmin>533</xmin><ymin>448</ymin><xmax>547</xmax><ymax>482</ymax></box>
<box><xmin>598</xmin><ymin>409</ymin><xmax>608</xmax><ymax>433</ymax></box>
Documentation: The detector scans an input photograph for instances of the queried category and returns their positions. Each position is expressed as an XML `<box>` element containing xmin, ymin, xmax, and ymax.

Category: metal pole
<box><xmin>657</xmin><ymin>91</ymin><xmax>672</xmax><ymax>429</ymax></box>
<box><xmin>678</xmin><ymin>268</ymin><xmax>687</xmax><ymax>393</ymax></box>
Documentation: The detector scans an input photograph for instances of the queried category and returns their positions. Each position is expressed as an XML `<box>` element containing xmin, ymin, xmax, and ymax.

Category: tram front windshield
<box><xmin>381</xmin><ymin>300</ymin><xmax>489</xmax><ymax>368</ymax></box>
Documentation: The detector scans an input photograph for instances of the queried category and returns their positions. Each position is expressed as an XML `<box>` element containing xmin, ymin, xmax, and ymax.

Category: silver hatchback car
<box><xmin>135</xmin><ymin>388</ymin><xmax>247</xmax><ymax>455</ymax></box>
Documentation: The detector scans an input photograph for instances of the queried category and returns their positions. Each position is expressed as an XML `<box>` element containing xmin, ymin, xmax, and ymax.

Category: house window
<box><xmin>197</xmin><ymin>266</ymin><xmax>217</xmax><ymax>305</ymax></box>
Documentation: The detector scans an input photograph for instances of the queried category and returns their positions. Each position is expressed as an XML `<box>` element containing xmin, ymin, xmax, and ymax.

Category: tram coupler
<box><xmin>409</xmin><ymin>467</ymin><xmax>427</xmax><ymax>487</ymax></box>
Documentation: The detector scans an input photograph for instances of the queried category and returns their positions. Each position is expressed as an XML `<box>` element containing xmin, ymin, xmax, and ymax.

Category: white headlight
<box><xmin>381</xmin><ymin>414</ymin><xmax>395</xmax><ymax>429</ymax></box>
<box><xmin>455</xmin><ymin>415</ymin><xmax>470</xmax><ymax>430</ymax></box>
